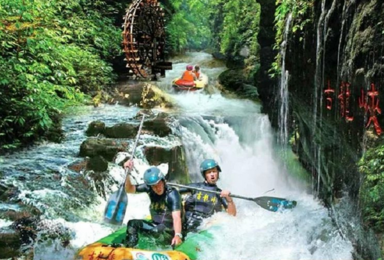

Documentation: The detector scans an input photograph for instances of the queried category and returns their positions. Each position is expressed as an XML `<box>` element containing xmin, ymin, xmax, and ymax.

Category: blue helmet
<box><xmin>144</xmin><ymin>167</ymin><xmax>165</xmax><ymax>186</ymax></box>
<box><xmin>200</xmin><ymin>159</ymin><xmax>221</xmax><ymax>177</ymax></box>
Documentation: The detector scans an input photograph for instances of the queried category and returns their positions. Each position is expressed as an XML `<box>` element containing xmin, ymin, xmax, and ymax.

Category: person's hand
<box><xmin>171</xmin><ymin>234</ymin><xmax>183</xmax><ymax>247</ymax></box>
<box><xmin>220</xmin><ymin>190</ymin><xmax>231</xmax><ymax>198</ymax></box>
<box><xmin>124</xmin><ymin>159</ymin><xmax>134</xmax><ymax>170</ymax></box>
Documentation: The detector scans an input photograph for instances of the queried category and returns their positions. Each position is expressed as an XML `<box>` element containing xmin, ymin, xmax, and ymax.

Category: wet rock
<box><xmin>212</xmin><ymin>52</ymin><xmax>226</xmax><ymax>60</ymax></box>
<box><xmin>67</xmin><ymin>159</ymin><xmax>88</xmax><ymax>173</ymax></box>
<box><xmin>11</xmin><ymin>213</ymin><xmax>39</xmax><ymax>245</ymax></box>
<box><xmin>36</xmin><ymin>219</ymin><xmax>72</xmax><ymax>247</ymax></box>
<box><xmin>115</xmin><ymin>82</ymin><xmax>144</xmax><ymax>106</ymax></box>
<box><xmin>86</xmin><ymin>155</ymin><xmax>109</xmax><ymax>172</ymax></box>
<box><xmin>143</xmin><ymin>115</ymin><xmax>172</xmax><ymax>137</ymax></box>
<box><xmin>0</xmin><ymin>182</ymin><xmax>16</xmax><ymax>202</ymax></box>
<box><xmin>144</xmin><ymin>145</ymin><xmax>189</xmax><ymax>183</ymax></box>
<box><xmin>239</xmin><ymin>46</ymin><xmax>250</xmax><ymax>58</ymax></box>
<box><xmin>218</xmin><ymin>69</ymin><xmax>244</xmax><ymax>92</ymax></box>
<box><xmin>113</xmin><ymin>82</ymin><xmax>174</xmax><ymax>109</ymax></box>
<box><xmin>79</xmin><ymin>138</ymin><xmax>126</xmax><ymax>161</ymax></box>
<box><xmin>134</xmin><ymin>109</ymin><xmax>155</xmax><ymax>119</ymax></box>
<box><xmin>141</xmin><ymin>83</ymin><xmax>174</xmax><ymax>109</ymax></box>
<box><xmin>0</xmin><ymin>232</ymin><xmax>22</xmax><ymax>259</ymax></box>
<box><xmin>86</xmin><ymin>120</ymin><xmax>106</xmax><ymax>136</ymax></box>
<box><xmin>2</xmin><ymin>206</ymin><xmax>41</xmax><ymax>222</ymax></box>
<box><xmin>104</xmin><ymin>123</ymin><xmax>137</xmax><ymax>138</ymax></box>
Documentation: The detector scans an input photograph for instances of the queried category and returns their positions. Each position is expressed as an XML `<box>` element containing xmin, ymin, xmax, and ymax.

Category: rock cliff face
<box><xmin>258</xmin><ymin>1</ymin><xmax>384</xmax><ymax>258</ymax></box>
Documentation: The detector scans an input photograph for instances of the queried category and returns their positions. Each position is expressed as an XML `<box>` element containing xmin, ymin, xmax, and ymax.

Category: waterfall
<box><xmin>278</xmin><ymin>13</ymin><xmax>292</xmax><ymax>146</ymax></box>
<box><xmin>337</xmin><ymin>1</ymin><xmax>349</xmax><ymax>81</ymax></box>
<box><xmin>172</xmin><ymin>111</ymin><xmax>353</xmax><ymax>260</ymax></box>
<box><xmin>312</xmin><ymin>0</ymin><xmax>336</xmax><ymax>195</ymax></box>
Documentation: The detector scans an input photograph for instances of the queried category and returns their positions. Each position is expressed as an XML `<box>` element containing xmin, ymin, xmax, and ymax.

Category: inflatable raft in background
<box><xmin>76</xmin><ymin>226</ymin><xmax>212</xmax><ymax>260</ymax></box>
<box><xmin>171</xmin><ymin>77</ymin><xmax>207</xmax><ymax>92</ymax></box>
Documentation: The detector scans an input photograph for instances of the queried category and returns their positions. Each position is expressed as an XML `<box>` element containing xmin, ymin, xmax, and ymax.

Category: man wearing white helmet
<box><xmin>123</xmin><ymin>162</ymin><xmax>183</xmax><ymax>248</ymax></box>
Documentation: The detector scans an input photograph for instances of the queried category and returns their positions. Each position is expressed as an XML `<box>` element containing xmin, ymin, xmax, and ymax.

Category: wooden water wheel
<box><xmin>122</xmin><ymin>0</ymin><xmax>172</xmax><ymax>80</ymax></box>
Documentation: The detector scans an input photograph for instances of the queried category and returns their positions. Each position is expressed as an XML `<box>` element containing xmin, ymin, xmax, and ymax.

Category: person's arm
<box><xmin>220</xmin><ymin>190</ymin><xmax>237</xmax><ymax>216</ymax></box>
<box><xmin>124</xmin><ymin>159</ymin><xmax>136</xmax><ymax>193</ymax></box>
<box><xmin>171</xmin><ymin>210</ymin><xmax>183</xmax><ymax>246</ymax></box>
<box><xmin>167</xmin><ymin>188</ymin><xmax>183</xmax><ymax>246</ymax></box>
<box><xmin>225</xmin><ymin>197</ymin><xmax>236</xmax><ymax>216</ymax></box>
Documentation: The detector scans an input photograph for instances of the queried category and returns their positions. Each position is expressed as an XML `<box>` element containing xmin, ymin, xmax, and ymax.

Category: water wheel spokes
<box><xmin>122</xmin><ymin>0</ymin><xmax>172</xmax><ymax>80</ymax></box>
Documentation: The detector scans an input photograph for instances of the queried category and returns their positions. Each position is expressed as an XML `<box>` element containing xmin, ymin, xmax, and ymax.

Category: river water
<box><xmin>0</xmin><ymin>52</ymin><xmax>353</xmax><ymax>260</ymax></box>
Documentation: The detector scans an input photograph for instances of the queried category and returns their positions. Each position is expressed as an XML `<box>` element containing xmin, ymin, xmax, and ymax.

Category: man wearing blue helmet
<box><xmin>123</xmin><ymin>161</ymin><xmax>183</xmax><ymax>248</ymax></box>
<box><xmin>180</xmin><ymin>159</ymin><xmax>236</xmax><ymax>233</ymax></box>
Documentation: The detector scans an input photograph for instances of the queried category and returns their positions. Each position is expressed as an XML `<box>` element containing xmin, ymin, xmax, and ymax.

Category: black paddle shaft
<box><xmin>167</xmin><ymin>182</ymin><xmax>297</xmax><ymax>212</ymax></box>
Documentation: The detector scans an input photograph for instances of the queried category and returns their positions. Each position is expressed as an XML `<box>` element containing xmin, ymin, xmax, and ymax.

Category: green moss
<box><xmin>358</xmin><ymin>140</ymin><xmax>384</xmax><ymax>233</ymax></box>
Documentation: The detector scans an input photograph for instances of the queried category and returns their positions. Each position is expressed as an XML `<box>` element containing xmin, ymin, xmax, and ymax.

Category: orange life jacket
<box><xmin>193</xmin><ymin>71</ymin><xmax>200</xmax><ymax>79</ymax></box>
<box><xmin>181</xmin><ymin>71</ymin><xmax>195</xmax><ymax>82</ymax></box>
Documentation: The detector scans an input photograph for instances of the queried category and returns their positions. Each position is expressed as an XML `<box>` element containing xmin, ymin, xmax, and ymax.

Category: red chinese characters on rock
<box><xmin>324</xmin><ymin>80</ymin><xmax>335</xmax><ymax>110</ymax></box>
<box><xmin>337</xmin><ymin>81</ymin><xmax>354</xmax><ymax>122</ymax></box>
<box><xmin>359</xmin><ymin>83</ymin><xmax>382</xmax><ymax>135</ymax></box>
<box><xmin>324</xmin><ymin>81</ymin><xmax>382</xmax><ymax>135</ymax></box>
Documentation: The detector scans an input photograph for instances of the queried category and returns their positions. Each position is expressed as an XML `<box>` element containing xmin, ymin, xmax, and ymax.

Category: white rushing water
<box><xmin>0</xmin><ymin>52</ymin><xmax>353</xmax><ymax>260</ymax></box>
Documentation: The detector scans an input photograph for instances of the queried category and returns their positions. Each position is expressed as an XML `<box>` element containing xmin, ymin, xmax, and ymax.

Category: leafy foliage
<box><xmin>166</xmin><ymin>0</ymin><xmax>212</xmax><ymax>52</ymax></box>
<box><xmin>358</xmin><ymin>143</ymin><xmax>384</xmax><ymax>232</ymax></box>
<box><xmin>218</xmin><ymin>0</ymin><xmax>260</xmax><ymax>58</ymax></box>
<box><xmin>271</xmin><ymin>0</ymin><xmax>313</xmax><ymax>77</ymax></box>
<box><xmin>0</xmin><ymin>0</ymin><xmax>122</xmax><ymax>151</ymax></box>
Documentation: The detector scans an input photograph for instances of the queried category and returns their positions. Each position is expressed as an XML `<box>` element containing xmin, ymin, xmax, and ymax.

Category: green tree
<box><xmin>0</xmin><ymin>0</ymin><xmax>122</xmax><ymax>151</ymax></box>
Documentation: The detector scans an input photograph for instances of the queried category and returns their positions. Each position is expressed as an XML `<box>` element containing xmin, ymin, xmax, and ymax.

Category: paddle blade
<box><xmin>104</xmin><ymin>184</ymin><xmax>128</xmax><ymax>225</ymax></box>
<box><xmin>254</xmin><ymin>196</ymin><xmax>297</xmax><ymax>212</ymax></box>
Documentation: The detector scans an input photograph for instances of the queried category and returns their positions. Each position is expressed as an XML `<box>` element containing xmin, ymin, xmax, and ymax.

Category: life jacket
<box><xmin>148</xmin><ymin>186</ymin><xmax>181</xmax><ymax>230</ymax></box>
<box><xmin>184</xmin><ymin>182</ymin><xmax>225</xmax><ymax>218</ymax></box>
<box><xmin>181</xmin><ymin>71</ymin><xmax>195</xmax><ymax>82</ymax></box>
<box><xmin>193</xmin><ymin>71</ymin><xmax>200</xmax><ymax>79</ymax></box>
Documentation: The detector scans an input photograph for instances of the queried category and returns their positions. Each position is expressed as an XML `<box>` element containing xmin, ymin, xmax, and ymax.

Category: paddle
<box><xmin>104</xmin><ymin>114</ymin><xmax>146</xmax><ymax>225</ymax></box>
<box><xmin>167</xmin><ymin>182</ymin><xmax>297</xmax><ymax>212</ymax></box>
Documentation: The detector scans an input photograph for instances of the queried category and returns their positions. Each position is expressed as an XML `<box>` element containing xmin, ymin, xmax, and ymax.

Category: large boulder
<box><xmin>218</xmin><ymin>69</ymin><xmax>259</xmax><ymax>99</ymax></box>
<box><xmin>79</xmin><ymin>138</ymin><xmax>127</xmax><ymax>161</ymax></box>
<box><xmin>86</xmin><ymin>155</ymin><xmax>109</xmax><ymax>172</ymax></box>
<box><xmin>140</xmin><ymin>83</ymin><xmax>174</xmax><ymax>109</ymax></box>
<box><xmin>143</xmin><ymin>113</ymin><xmax>172</xmax><ymax>137</ymax></box>
<box><xmin>0</xmin><ymin>232</ymin><xmax>22</xmax><ymax>259</ymax></box>
<box><xmin>114</xmin><ymin>82</ymin><xmax>174</xmax><ymax>109</ymax></box>
<box><xmin>218</xmin><ymin>69</ymin><xmax>244</xmax><ymax>92</ymax></box>
<box><xmin>103</xmin><ymin>123</ymin><xmax>138</xmax><ymax>139</ymax></box>
<box><xmin>85</xmin><ymin>121</ymin><xmax>106</xmax><ymax>137</ymax></box>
